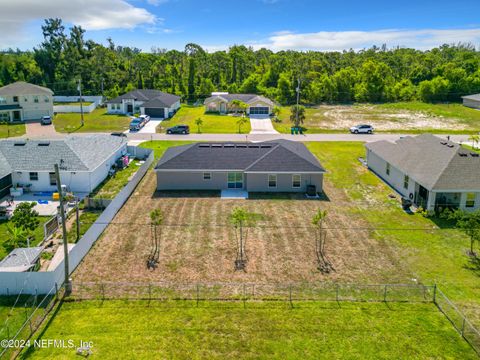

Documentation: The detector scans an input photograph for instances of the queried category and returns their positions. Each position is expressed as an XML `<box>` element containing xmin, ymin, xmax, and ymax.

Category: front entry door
<box><xmin>13</xmin><ymin>111</ymin><xmax>21</xmax><ymax>121</ymax></box>
<box><xmin>127</xmin><ymin>104</ymin><xmax>133</xmax><ymax>113</ymax></box>
<box><xmin>228</xmin><ymin>172</ymin><xmax>243</xmax><ymax>189</ymax></box>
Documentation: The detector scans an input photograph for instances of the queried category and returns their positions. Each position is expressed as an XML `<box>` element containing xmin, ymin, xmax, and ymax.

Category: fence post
<box><xmin>252</xmin><ymin>284</ymin><xmax>255</xmax><ymax>300</ymax></box>
<box><xmin>461</xmin><ymin>317</ymin><xmax>466</xmax><ymax>337</ymax></box>
<box><xmin>289</xmin><ymin>285</ymin><xmax>293</xmax><ymax>309</ymax></box>
<box><xmin>243</xmin><ymin>284</ymin><xmax>246</xmax><ymax>309</ymax></box>
<box><xmin>383</xmin><ymin>285</ymin><xmax>388</xmax><ymax>302</ymax></box>
<box><xmin>148</xmin><ymin>284</ymin><xmax>152</xmax><ymax>306</ymax></box>
<box><xmin>433</xmin><ymin>284</ymin><xmax>437</xmax><ymax>303</ymax></box>
<box><xmin>335</xmin><ymin>284</ymin><xmax>339</xmax><ymax>302</ymax></box>
<box><xmin>101</xmin><ymin>283</ymin><xmax>105</xmax><ymax>301</ymax></box>
<box><xmin>196</xmin><ymin>284</ymin><xmax>200</xmax><ymax>307</ymax></box>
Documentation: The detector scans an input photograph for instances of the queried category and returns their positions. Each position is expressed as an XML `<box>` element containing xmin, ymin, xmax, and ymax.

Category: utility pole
<box><xmin>75</xmin><ymin>197</ymin><xmax>80</xmax><ymax>242</ymax></box>
<box><xmin>78</xmin><ymin>78</ymin><xmax>84</xmax><ymax>127</ymax></box>
<box><xmin>55</xmin><ymin>164</ymin><xmax>71</xmax><ymax>295</ymax></box>
<box><xmin>295</xmin><ymin>78</ymin><xmax>301</xmax><ymax>126</ymax></box>
<box><xmin>100</xmin><ymin>78</ymin><xmax>104</xmax><ymax>102</ymax></box>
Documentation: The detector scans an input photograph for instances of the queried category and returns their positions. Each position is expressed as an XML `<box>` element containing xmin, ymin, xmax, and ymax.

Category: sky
<box><xmin>1</xmin><ymin>0</ymin><xmax>480</xmax><ymax>52</ymax></box>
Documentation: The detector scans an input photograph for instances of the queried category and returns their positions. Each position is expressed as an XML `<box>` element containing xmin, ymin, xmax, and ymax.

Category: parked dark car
<box><xmin>40</xmin><ymin>116</ymin><xmax>52</xmax><ymax>125</ymax></box>
<box><xmin>166</xmin><ymin>125</ymin><xmax>190</xmax><ymax>134</ymax></box>
<box><xmin>129</xmin><ymin>118</ymin><xmax>144</xmax><ymax>132</ymax></box>
<box><xmin>111</xmin><ymin>132</ymin><xmax>127</xmax><ymax>137</ymax></box>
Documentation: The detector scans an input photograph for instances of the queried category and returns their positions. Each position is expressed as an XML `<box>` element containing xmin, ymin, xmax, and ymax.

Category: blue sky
<box><xmin>1</xmin><ymin>0</ymin><xmax>480</xmax><ymax>51</ymax></box>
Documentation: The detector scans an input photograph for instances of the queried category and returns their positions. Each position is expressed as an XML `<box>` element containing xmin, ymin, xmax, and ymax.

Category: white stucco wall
<box><xmin>463</xmin><ymin>98</ymin><xmax>480</xmax><ymax>110</ymax></box>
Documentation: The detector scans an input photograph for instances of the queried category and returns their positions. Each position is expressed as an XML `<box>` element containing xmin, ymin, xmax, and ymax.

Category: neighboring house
<box><xmin>106</xmin><ymin>89</ymin><xmax>181</xmax><ymax>118</ymax></box>
<box><xmin>0</xmin><ymin>135</ymin><xmax>127</xmax><ymax>197</ymax></box>
<box><xmin>0</xmin><ymin>81</ymin><xmax>54</xmax><ymax>122</ymax></box>
<box><xmin>462</xmin><ymin>93</ymin><xmax>480</xmax><ymax>110</ymax></box>
<box><xmin>366</xmin><ymin>134</ymin><xmax>480</xmax><ymax>212</ymax></box>
<box><xmin>155</xmin><ymin>140</ymin><xmax>325</xmax><ymax>193</ymax></box>
<box><xmin>0</xmin><ymin>247</ymin><xmax>42</xmax><ymax>272</ymax></box>
<box><xmin>204</xmin><ymin>93</ymin><xmax>275</xmax><ymax>117</ymax></box>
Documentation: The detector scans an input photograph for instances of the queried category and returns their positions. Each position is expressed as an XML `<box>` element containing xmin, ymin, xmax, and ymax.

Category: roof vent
<box><xmin>236</xmin><ymin>144</ymin><xmax>247</xmax><ymax>148</ymax></box>
<box><xmin>248</xmin><ymin>145</ymin><xmax>259</xmax><ymax>148</ymax></box>
<box><xmin>459</xmin><ymin>152</ymin><xmax>468</xmax><ymax>157</ymax></box>
<box><xmin>38</xmin><ymin>141</ymin><xmax>50</xmax><ymax>146</ymax></box>
<box><xmin>440</xmin><ymin>141</ymin><xmax>447</xmax><ymax>145</ymax></box>
<box><xmin>211</xmin><ymin>144</ymin><xmax>222</xmax><ymax>148</ymax></box>
<box><xmin>260</xmin><ymin>145</ymin><xmax>272</xmax><ymax>148</ymax></box>
<box><xmin>447</xmin><ymin>144</ymin><xmax>454</xmax><ymax>148</ymax></box>
<box><xmin>198</xmin><ymin>144</ymin><xmax>210</xmax><ymax>148</ymax></box>
<box><xmin>471</xmin><ymin>152</ymin><xmax>479</xmax><ymax>157</ymax></box>
<box><xmin>13</xmin><ymin>141</ymin><xmax>26</xmax><ymax>146</ymax></box>
<box><xmin>224</xmin><ymin>144</ymin><xmax>235</xmax><ymax>148</ymax></box>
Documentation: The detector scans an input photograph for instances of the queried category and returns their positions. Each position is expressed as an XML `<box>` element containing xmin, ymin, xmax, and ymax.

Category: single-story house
<box><xmin>0</xmin><ymin>81</ymin><xmax>54</xmax><ymax>122</ymax></box>
<box><xmin>0</xmin><ymin>247</ymin><xmax>42</xmax><ymax>272</ymax></box>
<box><xmin>204</xmin><ymin>93</ymin><xmax>276</xmax><ymax>117</ymax></box>
<box><xmin>462</xmin><ymin>93</ymin><xmax>480</xmax><ymax>110</ymax></box>
<box><xmin>106</xmin><ymin>89</ymin><xmax>181</xmax><ymax>118</ymax></box>
<box><xmin>366</xmin><ymin>134</ymin><xmax>480</xmax><ymax>211</ymax></box>
<box><xmin>155</xmin><ymin>140</ymin><xmax>325</xmax><ymax>193</ymax></box>
<box><xmin>0</xmin><ymin>135</ymin><xmax>127</xmax><ymax>197</ymax></box>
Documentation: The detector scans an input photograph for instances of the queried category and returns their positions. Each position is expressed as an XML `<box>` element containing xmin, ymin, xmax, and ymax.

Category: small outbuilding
<box><xmin>462</xmin><ymin>93</ymin><xmax>480</xmax><ymax>110</ymax></box>
<box><xmin>155</xmin><ymin>140</ymin><xmax>325</xmax><ymax>193</ymax></box>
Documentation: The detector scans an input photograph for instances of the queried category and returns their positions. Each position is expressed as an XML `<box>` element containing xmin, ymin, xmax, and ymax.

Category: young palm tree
<box><xmin>468</xmin><ymin>134</ymin><xmax>479</xmax><ymax>150</ymax></box>
<box><xmin>5</xmin><ymin>224</ymin><xmax>27</xmax><ymax>249</ymax></box>
<box><xmin>290</xmin><ymin>104</ymin><xmax>306</xmax><ymax>128</ymax></box>
<box><xmin>195</xmin><ymin>117</ymin><xmax>203</xmax><ymax>133</ymax></box>
<box><xmin>236</xmin><ymin>117</ymin><xmax>248</xmax><ymax>133</ymax></box>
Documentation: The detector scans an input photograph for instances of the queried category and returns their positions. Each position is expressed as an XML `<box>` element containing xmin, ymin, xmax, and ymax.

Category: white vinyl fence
<box><xmin>0</xmin><ymin>147</ymin><xmax>154</xmax><ymax>295</ymax></box>
<box><xmin>53</xmin><ymin>96</ymin><xmax>103</xmax><ymax>113</ymax></box>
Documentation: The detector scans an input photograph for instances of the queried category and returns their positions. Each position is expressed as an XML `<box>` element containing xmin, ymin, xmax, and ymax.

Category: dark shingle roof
<box><xmin>0</xmin><ymin>81</ymin><xmax>53</xmax><ymax>96</ymax></box>
<box><xmin>0</xmin><ymin>135</ymin><xmax>126</xmax><ymax>173</ymax></box>
<box><xmin>106</xmin><ymin>89</ymin><xmax>180</xmax><ymax>107</ymax></box>
<box><xmin>366</xmin><ymin>134</ymin><xmax>480</xmax><ymax>190</ymax></box>
<box><xmin>155</xmin><ymin>141</ymin><xmax>325</xmax><ymax>173</ymax></box>
<box><xmin>204</xmin><ymin>93</ymin><xmax>275</xmax><ymax>107</ymax></box>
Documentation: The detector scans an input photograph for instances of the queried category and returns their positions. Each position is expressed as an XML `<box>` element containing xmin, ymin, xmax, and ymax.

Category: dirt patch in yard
<box><xmin>73</xmin><ymin>171</ymin><xmax>411</xmax><ymax>285</ymax></box>
<box><xmin>320</xmin><ymin>105</ymin><xmax>467</xmax><ymax>131</ymax></box>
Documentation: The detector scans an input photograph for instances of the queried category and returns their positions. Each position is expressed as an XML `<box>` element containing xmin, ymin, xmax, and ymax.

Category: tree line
<box><xmin>1</xmin><ymin>18</ymin><xmax>480</xmax><ymax>104</ymax></box>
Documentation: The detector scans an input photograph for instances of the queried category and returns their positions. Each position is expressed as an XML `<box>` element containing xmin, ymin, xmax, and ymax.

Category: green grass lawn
<box><xmin>90</xmin><ymin>163</ymin><xmax>141</xmax><ymax>200</ymax></box>
<box><xmin>21</xmin><ymin>300</ymin><xmax>476</xmax><ymax>359</ymax></box>
<box><xmin>53</xmin><ymin>108</ymin><xmax>131</xmax><ymax>133</ymax></box>
<box><xmin>307</xmin><ymin>142</ymin><xmax>480</xmax><ymax>326</ymax></box>
<box><xmin>0</xmin><ymin>217</ymin><xmax>49</xmax><ymax>260</ymax></box>
<box><xmin>273</xmin><ymin>102</ymin><xmax>480</xmax><ymax>134</ymax></box>
<box><xmin>0</xmin><ymin>123</ymin><xmax>26</xmax><ymax>138</ymax></box>
<box><xmin>158</xmin><ymin>105</ymin><xmax>251</xmax><ymax>134</ymax></box>
<box><xmin>67</xmin><ymin>210</ymin><xmax>101</xmax><ymax>243</ymax></box>
<box><xmin>139</xmin><ymin>140</ymin><xmax>194</xmax><ymax>159</ymax></box>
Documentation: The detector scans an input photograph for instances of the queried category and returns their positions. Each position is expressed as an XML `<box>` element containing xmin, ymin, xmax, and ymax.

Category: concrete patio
<box><xmin>0</xmin><ymin>192</ymin><xmax>88</xmax><ymax>216</ymax></box>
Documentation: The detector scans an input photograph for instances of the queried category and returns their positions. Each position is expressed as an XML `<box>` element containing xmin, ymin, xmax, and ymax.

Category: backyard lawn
<box><xmin>157</xmin><ymin>105</ymin><xmax>251</xmax><ymax>134</ymax></box>
<box><xmin>90</xmin><ymin>162</ymin><xmax>141</xmax><ymax>200</ymax></box>
<box><xmin>139</xmin><ymin>140</ymin><xmax>193</xmax><ymax>158</ymax></box>
<box><xmin>0</xmin><ymin>123</ymin><xmax>26</xmax><ymax>138</ymax></box>
<box><xmin>273</xmin><ymin>102</ymin><xmax>480</xmax><ymax>134</ymax></box>
<box><xmin>0</xmin><ymin>217</ymin><xmax>49</xmax><ymax>260</ymax></box>
<box><xmin>21</xmin><ymin>300</ymin><xmax>476</xmax><ymax>359</ymax></box>
<box><xmin>53</xmin><ymin>108</ymin><xmax>131</xmax><ymax>133</ymax></box>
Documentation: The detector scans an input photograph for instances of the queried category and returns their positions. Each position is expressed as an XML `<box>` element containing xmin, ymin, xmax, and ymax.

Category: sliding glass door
<box><xmin>227</xmin><ymin>172</ymin><xmax>243</xmax><ymax>189</ymax></box>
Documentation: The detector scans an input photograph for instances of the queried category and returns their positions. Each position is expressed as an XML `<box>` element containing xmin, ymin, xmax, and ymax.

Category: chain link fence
<box><xmin>0</xmin><ymin>284</ymin><xmax>64</xmax><ymax>359</ymax></box>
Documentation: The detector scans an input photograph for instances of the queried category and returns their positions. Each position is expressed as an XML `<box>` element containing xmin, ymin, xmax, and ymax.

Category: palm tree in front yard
<box><xmin>468</xmin><ymin>134</ymin><xmax>479</xmax><ymax>149</ymax></box>
<box><xmin>236</xmin><ymin>117</ymin><xmax>248</xmax><ymax>133</ymax></box>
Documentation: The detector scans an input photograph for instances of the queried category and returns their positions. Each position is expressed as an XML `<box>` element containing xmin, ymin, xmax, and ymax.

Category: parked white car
<box><xmin>139</xmin><ymin>114</ymin><xmax>150</xmax><ymax>123</ymax></box>
<box><xmin>350</xmin><ymin>124</ymin><xmax>374</xmax><ymax>134</ymax></box>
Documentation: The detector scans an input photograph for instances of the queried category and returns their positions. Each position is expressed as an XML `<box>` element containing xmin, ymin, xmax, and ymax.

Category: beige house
<box><xmin>0</xmin><ymin>82</ymin><xmax>54</xmax><ymax>122</ymax></box>
<box><xmin>204</xmin><ymin>93</ymin><xmax>275</xmax><ymax>117</ymax></box>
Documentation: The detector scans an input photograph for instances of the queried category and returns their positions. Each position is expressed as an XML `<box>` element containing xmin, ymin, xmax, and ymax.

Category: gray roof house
<box><xmin>155</xmin><ymin>140</ymin><xmax>325</xmax><ymax>193</ymax></box>
<box><xmin>204</xmin><ymin>93</ymin><xmax>276</xmax><ymax>117</ymax></box>
<box><xmin>0</xmin><ymin>135</ymin><xmax>127</xmax><ymax>196</ymax></box>
<box><xmin>0</xmin><ymin>81</ymin><xmax>54</xmax><ymax>122</ymax></box>
<box><xmin>462</xmin><ymin>93</ymin><xmax>480</xmax><ymax>110</ymax></box>
<box><xmin>106</xmin><ymin>89</ymin><xmax>181</xmax><ymax>119</ymax></box>
<box><xmin>366</xmin><ymin>134</ymin><xmax>480</xmax><ymax>211</ymax></box>
<box><xmin>0</xmin><ymin>247</ymin><xmax>43</xmax><ymax>272</ymax></box>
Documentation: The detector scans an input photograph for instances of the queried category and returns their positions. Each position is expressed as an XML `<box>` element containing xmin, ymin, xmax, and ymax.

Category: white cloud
<box><xmin>146</xmin><ymin>0</ymin><xmax>168</xmax><ymax>6</ymax></box>
<box><xmin>203</xmin><ymin>28</ymin><xmax>480</xmax><ymax>52</ymax></box>
<box><xmin>0</xmin><ymin>0</ymin><xmax>156</xmax><ymax>48</ymax></box>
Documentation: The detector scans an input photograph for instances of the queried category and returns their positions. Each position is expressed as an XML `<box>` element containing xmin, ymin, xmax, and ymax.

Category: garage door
<box><xmin>145</xmin><ymin>108</ymin><xmax>165</xmax><ymax>118</ymax></box>
<box><xmin>0</xmin><ymin>174</ymin><xmax>12</xmax><ymax>198</ymax></box>
<box><xmin>250</xmin><ymin>107</ymin><xmax>269</xmax><ymax>115</ymax></box>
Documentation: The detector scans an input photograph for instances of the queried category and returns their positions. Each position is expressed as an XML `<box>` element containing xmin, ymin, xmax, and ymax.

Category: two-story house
<box><xmin>0</xmin><ymin>82</ymin><xmax>54</xmax><ymax>122</ymax></box>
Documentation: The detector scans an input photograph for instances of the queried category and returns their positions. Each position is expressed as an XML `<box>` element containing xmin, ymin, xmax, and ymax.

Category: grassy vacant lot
<box><xmin>0</xmin><ymin>217</ymin><xmax>49</xmax><ymax>260</ymax></box>
<box><xmin>22</xmin><ymin>300</ymin><xmax>476</xmax><ymax>359</ymax></box>
<box><xmin>53</xmin><ymin>108</ymin><xmax>130</xmax><ymax>133</ymax></box>
<box><xmin>0</xmin><ymin>123</ymin><xmax>26</xmax><ymax>138</ymax></box>
<box><xmin>157</xmin><ymin>105</ymin><xmax>251</xmax><ymax>134</ymax></box>
<box><xmin>274</xmin><ymin>102</ymin><xmax>480</xmax><ymax>134</ymax></box>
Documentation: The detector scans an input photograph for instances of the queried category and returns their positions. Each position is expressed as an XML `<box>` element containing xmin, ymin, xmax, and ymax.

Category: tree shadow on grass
<box><xmin>463</xmin><ymin>256</ymin><xmax>480</xmax><ymax>277</ymax></box>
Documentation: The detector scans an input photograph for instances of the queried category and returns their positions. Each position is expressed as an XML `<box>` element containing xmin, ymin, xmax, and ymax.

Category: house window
<box><xmin>29</xmin><ymin>172</ymin><xmax>39</xmax><ymax>181</ymax></box>
<box><xmin>268</xmin><ymin>174</ymin><xmax>277</xmax><ymax>188</ymax></box>
<box><xmin>13</xmin><ymin>96</ymin><xmax>18</xmax><ymax>103</ymax></box>
<box><xmin>44</xmin><ymin>96</ymin><xmax>49</xmax><ymax>103</ymax></box>
<box><xmin>292</xmin><ymin>174</ymin><xmax>301</xmax><ymax>188</ymax></box>
<box><xmin>24</xmin><ymin>97</ymin><xmax>28</xmax><ymax>102</ymax></box>
<box><xmin>0</xmin><ymin>97</ymin><xmax>6</xmax><ymax>105</ymax></box>
<box><xmin>203</xmin><ymin>172</ymin><xmax>211</xmax><ymax>180</ymax></box>
<box><xmin>403</xmin><ymin>175</ymin><xmax>409</xmax><ymax>189</ymax></box>
<box><xmin>466</xmin><ymin>193</ymin><xmax>476</xmax><ymax>208</ymax></box>
<box><xmin>386</xmin><ymin>162</ymin><xmax>390</xmax><ymax>176</ymax></box>
<box><xmin>49</xmin><ymin>172</ymin><xmax>57</xmax><ymax>186</ymax></box>
<box><xmin>34</xmin><ymin>96</ymin><xmax>39</xmax><ymax>103</ymax></box>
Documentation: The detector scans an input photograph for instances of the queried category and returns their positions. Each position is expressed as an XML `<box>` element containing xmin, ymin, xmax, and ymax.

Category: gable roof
<box><xmin>204</xmin><ymin>93</ymin><xmax>275</xmax><ymax>107</ymax></box>
<box><xmin>107</xmin><ymin>89</ymin><xmax>180</xmax><ymax>107</ymax></box>
<box><xmin>155</xmin><ymin>140</ymin><xmax>325</xmax><ymax>173</ymax></box>
<box><xmin>365</xmin><ymin>134</ymin><xmax>480</xmax><ymax>191</ymax></box>
<box><xmin>462</xmin><ymin>93</ymin><xmax>480</xmax><ymax>102</ymax></box>
<box><xmin>0</xmin><ymin>81</ymin><xmax>53</xmax><ymax>96</ymax></box>
<box><xmin>0</xmin><ymin>247</ymin><xmax>42</xmax><ymax>272</ymax></box>
<box><xmin>0</xmin><ymin>135</ymin><xmax>126</xmax><ymax>174</ymax></box>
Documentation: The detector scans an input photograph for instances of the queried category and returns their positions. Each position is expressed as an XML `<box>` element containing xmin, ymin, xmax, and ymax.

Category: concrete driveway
<box><xmin>138</xmin><ymin>119</ymin><xmax>162</xmax><ymax>134</ymax></box>
<box><xmin>25</xmin><ymin>121</ymin><xmax>60</xmax><ymax>138</ymax></box>
<box><xmin>249</xmin><ymin>116</ymin><xmax>279</xmax><ymax>135</ymax></box>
